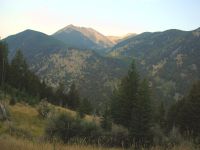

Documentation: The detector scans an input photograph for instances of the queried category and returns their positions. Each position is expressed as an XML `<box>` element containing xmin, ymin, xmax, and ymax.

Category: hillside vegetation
<box><xmin>110</xmin><ymin>28</ymin><xmax>200</xmax><ymax>106</ymax></box>
<box><xmin>0</xmin><ymin>100</ymin><xmax>198</xmax><ymax>150</ymax></box>
<box><xmin>4</xmin><ymin>32</ymin><xmax>128</xmax><ymax>107</ymax></box>
<box><xmin>1</xmin><ymin>28</ymin><xmax>200</xmax><ymax>149</ymax></box>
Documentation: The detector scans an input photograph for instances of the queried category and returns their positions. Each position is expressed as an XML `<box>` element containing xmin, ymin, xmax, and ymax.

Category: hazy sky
<box><xmin>1</xmin><ymin>0</ymin><xmax>200</xmax><ymax>38</ymax></box>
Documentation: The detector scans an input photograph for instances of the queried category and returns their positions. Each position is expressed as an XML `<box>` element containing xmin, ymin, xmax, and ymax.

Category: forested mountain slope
<box><xmin>110</xmin><ymin>28</ymin><xmax>200</xmax><ymax>105</ymax></box>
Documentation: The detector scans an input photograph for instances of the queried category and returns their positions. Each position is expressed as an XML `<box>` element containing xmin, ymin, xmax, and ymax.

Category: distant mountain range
<box><xmin>3</xmin><ymin>25</ymin><xmax>200</xmax><ymax>108</ymax></box>
<box><xmin>4</xmin><ymin>28</ymin><xmax>128</xmax><ymax>108</ymax></box>
<box><xmin>109</xmin><ymin>27</ymin><xmax>200</xmax><ymax>106</ymax></box>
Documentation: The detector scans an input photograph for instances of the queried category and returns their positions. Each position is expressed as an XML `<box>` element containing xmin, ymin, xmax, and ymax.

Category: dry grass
<box><xmin>0</xmin><ymin>102</ymin><xmax>197</xmax><ymax>150</ymax></box>
<box><xmin>9</xmin><ymin>103</ymin><xmax>46</xmax><ymax>136</ymax></box>
<box><xmin>150</xmin><ymin>143</ymin><xmax>196</xmax><ymax>150</ymax></box>
<box><xmin>0</xmin><ymin>135</ymin><xmax>121</xmax><ymax>150</ymax></box>
<box><xmin>49</xmin><ymin>103</ymin><xmax>100</xmax><ymax>123</ymax></box>
<box><xmin>0</xmin><ymin>135</ymin><xmax>197</xmax><ymax>150</ymax></box>
<box><xmin>0</xmin><ymin>102</ymin><xmax>100</xmax><ymax>137</ymax></box>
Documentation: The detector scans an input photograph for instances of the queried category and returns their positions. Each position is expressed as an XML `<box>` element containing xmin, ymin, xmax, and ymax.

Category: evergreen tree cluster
<box><xmin>110</xmin><ymin>61</ymin><xmax>153</xmax><ymax>146</ymax></box>
<box><xmin>167</xmin><ymin>80</ymin><xmax>200</xmax><ymax>139</ymax></box>
<box><xmin>0</xmin><ymin>41</ymin><xmax>92</xmax><ymax>115</ymax></box>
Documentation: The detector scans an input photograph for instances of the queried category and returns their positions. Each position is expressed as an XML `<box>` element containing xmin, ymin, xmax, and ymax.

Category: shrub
<box><xmin>45</xmin><ymin>112</ymin><xmax>101</xmax><ymax>144</ymax></box>
<box><xmin>9</xmin><ymin>126</ymin><xmax>33</xmax><ymax>140</ymax></box>
<box><xmin>45</xmin><ymin>112</ymin><xmax>80</xmax><ymax>142</ymax></box>
<box><xmin>37</xmin><ymin>99</ymin><xmax>50</xmax><ymax>119</ymax></box>
<box><xmin>9</xmin><ymin>97</ymin><xmax>16</xmax><ymax>106</ymax></box>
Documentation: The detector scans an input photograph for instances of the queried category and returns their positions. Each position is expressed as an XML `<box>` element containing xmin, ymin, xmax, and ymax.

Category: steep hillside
<box><xmin>52</xmin><ymin>25</ymin><xmax>114</xmax><ymax>51</ymax></box>
<box><xmin>4</xmin><ymin>30</ymin><xmax>128</xmax><ymax>107</ymax></box>
<box><xmin>109</xmin><ymin>28</ymin><xmax>200</xmax><ymax>105</ymax></box>
<box><xmin>31</xmin><ymin>49</ymin><xmax>127</xmax><ymax>107</ymax></box>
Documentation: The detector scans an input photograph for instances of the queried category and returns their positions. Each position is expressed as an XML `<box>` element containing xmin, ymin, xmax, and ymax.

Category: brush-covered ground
<box><xmin>0</xmin><ymin>134</ymin><xmax>196</xmax><ymax>150</ymax></box>
<box><xmin>0</xmin><ymin>102</ymin><xmax>197</xmax><ymax>150</ymax></box>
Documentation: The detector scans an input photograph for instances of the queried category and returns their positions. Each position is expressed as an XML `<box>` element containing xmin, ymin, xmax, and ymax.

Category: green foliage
<box><xmin>45</xmin><ymin>112</ymin><xmax>100</xmax><ymax>143</ymax></box>
<box><xmin>55</xmin><ymin>82</ymin><xmax>68</xmax><ymax>106</ymax></box>
<box><xmin>68</xmin><ymin>83</ymin><xmax>80</xmax><ymax>110</ymax></box>
<box><xmin>111</xmin><ymin>61</ymin><xmax>140</xmax><ymax>128</ymax></box>
<box><xmin>167</xmin><ymin>80</ymin><xmax>200</xmax><ymax>139</ymax></box>
<box><xmin>9</xmin><ymin>50</ymin><xmax>29</xmax><ymax>90</ymax></box>
<box><xmin>78</xmin><ymin>98</ymin><xmax>93</xmax><ymax>118</ymax></box>
<box><xmin>45</xmin><ymin>112</ymin><xmax>76</xmax><ymax>142</ymax></box>
<box><xmin>5</xmin><ymin>30</ymin><xmax>128</xmax><ymax>108</ymax></box>
<box><xmin>100</xmin><ymin>106</ymin><xmax>112</xmax><ymax>131</ymax></box>
<box><xmin>0</xmin><ymin>41</ymin><xmax>8</xmax><ymax>87</ymax></box>
<box><xmin>130</xmin><ymin>79</ymin><xmax>153</xmax><ymax>146</ymax></box>
<box><xmin>156</xmin><ymin>102</ymin><xmax>167</xmax><ymax>131</ymax></box>
<box><xmin>110</xmin><ymin>60</ymin><xmax>153</xmax><ymax>146</ymax></box>
<box><xmin>37</xmin><ymin>99</ymin><xmax>51</xmax><ymax>119</ymax></box>
<box><xmin>0</xmin><ymin>43</ymin><xmax>64</xmax><ymax>106</ymax></box>
<box><xmin>110</xmin><ymin>29</ymin><xmax>200</xmax><ymax>107</ymax></box>
<box><xmin>9</xmin><ymin>97</ymin><xmax>16</xmax><ymax>106</ymax></box>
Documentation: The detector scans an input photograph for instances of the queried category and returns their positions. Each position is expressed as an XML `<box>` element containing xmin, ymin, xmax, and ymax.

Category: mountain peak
<box><xmin>65</xmin><ymin>24</ymin><xmax>79</xmax><ymax>30</ymax></box>
<box><xmin>20</xmin><ymin>29</ymin><xmax>39</xmax><ymax>34</ymax></box>
<box><xmin>53</xmin><ymin>25</ymin><xmax>114</xmax><ymax>49</ymax></box>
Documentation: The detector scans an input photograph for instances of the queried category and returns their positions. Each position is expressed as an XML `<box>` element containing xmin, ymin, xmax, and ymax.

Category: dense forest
<box><xmin>1</xmin><ymin>40</ymin><xmax>200</xmax><ymax>149</ymax></box>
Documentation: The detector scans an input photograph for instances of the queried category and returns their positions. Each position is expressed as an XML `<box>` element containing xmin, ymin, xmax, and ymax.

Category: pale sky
<box><xmin>1</xmin><ymin>0</ymin><xmax>200</xmax><ymax>38</ymax></box>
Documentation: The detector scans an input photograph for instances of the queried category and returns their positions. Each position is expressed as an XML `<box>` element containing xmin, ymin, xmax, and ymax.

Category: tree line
<box><xmin>0</xmin><ymin>41</ymin><xmax>92</xmax><ymax>116</ymax></box>
<box><xmin>101</xmin><ymin>60</ymin><xmax>200</xmax><ymax>147</ymax></box>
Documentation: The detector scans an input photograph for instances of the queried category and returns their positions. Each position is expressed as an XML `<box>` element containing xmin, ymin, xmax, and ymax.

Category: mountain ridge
<box><xmin>3</xmin><ymin>26</ymin><xmax>200</xmax><ymax>107</ymax></box>
<box><xmin>109</xmin><ymin>27</ymin><xmax>200</xmax><ymax>106</ymax></box>
<box><xmin>52</xmin><ymin>24</ymin><xmax>114</xmax><ymax>51</ymax></box>
<box><xmin>4</xmin><ymin>29</ymin><xmax>128</xmax><ymax>107</ymax></box>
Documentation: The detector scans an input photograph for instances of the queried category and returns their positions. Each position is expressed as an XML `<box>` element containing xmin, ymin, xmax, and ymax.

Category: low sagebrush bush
<box><xmin>45</xmin><ymin>111</ymin><xmax>102</xmax><ymax>144</ymax></box>
<box><xmin>37</xmin><ymin>100</ymin><xmax>51</xmax><ymax>119</ymax></box>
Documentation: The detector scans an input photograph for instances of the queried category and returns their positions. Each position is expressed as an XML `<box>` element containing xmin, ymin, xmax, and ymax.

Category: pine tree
<box><xmin>167</xmin><ymin>80</ymin><xmax>200</xmax><ymax>138</ymax></box>
<box><xmin>100</xmin><ymin>106</ymin><xmax>112</xmax><ymax>131</ymax></box>
<box><xmin>68</xmin><ymin>82</ymin><xmax>80</xmax><ymax>110</ymax></box>
<box><xmin>157</xmin><ymin>101</ymin><xmax>166</xmax><ymax>131</ymax></box>
<box><xmin>129</xmin><ymin>79</ymin><xmax>153</xmax><ymax>145</ymax></box>
<box><xmin>177</xmin><ymin>80</ymin><xmax>200</xmax><ymax>137</ymax></box>
<box><xmin>56</xmin><ymin>82</ymin><xmax>67</xmax><ymax>106</ymax></box>
<box><xmin>9</xmin><ymin>50</ymin><xmax>29</xmax><ymax>90</ymax></box>
<box><xmin>110</xmin><ymin>61</ymin><xmax>153</xmax><ymax>146</ymax></box>
<box><xmin>78</xmin><ymin>98</ymin><xmax>93</xmax><ymax>118</ymax></box>
<box><xmin>110</xmin><ymin>61</ymin><xmax>140</xmax><ymax>128</ymax></box>
<box><xmin>0</xmin><ymin>41</ymin><xmax>8</xmax><ymax>87</ymax></box>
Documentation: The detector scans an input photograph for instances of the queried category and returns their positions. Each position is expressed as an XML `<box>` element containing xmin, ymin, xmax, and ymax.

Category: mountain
<box><xmin>109</xmin><ymin>28</ymin><xmax>200</xmax><ymax>106</ymax></box>
<box><xmin>4</xmin><ymin>29</ymin><xmax>128</xmax><ymax>108</ymax></box>
<box><xmin>107</xmin><ymin>33</ymin><xmax>137</xmax><ymax>45</ymax></box>
<box><xmin>5</xmin><ymin>27</ymin><xmax>200</xmax><ymax>108</ymax></box>
<box><xmin>52</xmin><ymin>24</ymin><xmax>114</xmax><ymax>51</ymax></box>
<box><xmin>5</xmin><ymin>29</ymin><xmax>67</xmax><ymax>64</ymax></box>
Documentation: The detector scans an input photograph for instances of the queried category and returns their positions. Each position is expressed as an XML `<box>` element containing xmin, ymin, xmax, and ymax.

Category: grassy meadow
<box><xmin>0</xmin><ymin>134</ymin><xmax>196</xmax><ymax>150</ymax></box>
<box><xmin>0</xmin><ymin>102</ymin><xmax>197</xmax><ymax>150</ymax></box>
